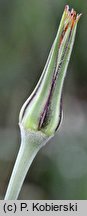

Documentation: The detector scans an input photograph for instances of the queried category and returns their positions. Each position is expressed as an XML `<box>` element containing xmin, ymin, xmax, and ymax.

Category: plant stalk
<box><xmin>4</xmin><ymin>126</ymin><xmax>50</xmax><ymax>200</ymax></box>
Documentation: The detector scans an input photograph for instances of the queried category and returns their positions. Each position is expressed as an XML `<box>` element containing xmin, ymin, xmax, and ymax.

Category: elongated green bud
<box><xmin>19</xmin><ymin>6</ymin><xmax>81</xmax><ymax>136</ymax></box>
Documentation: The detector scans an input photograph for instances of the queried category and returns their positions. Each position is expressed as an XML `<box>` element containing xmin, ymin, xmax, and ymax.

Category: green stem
<box><xmin>4</xmin><ymin>126</ymin><xmax>49</xmax><ymax>200</ymax></box>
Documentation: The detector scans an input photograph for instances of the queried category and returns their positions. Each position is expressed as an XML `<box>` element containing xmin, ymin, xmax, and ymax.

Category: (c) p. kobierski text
<box><xmin>32</xmin><ymin>202</ymin><xmax>77</xmax><ymax>212</ymax></box>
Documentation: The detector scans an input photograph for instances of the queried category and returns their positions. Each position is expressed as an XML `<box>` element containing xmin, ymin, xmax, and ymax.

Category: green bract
<box><xmin>19</xmin><ymin>6</ymin><xmax>81</xmax><ymax>136</ymax></box>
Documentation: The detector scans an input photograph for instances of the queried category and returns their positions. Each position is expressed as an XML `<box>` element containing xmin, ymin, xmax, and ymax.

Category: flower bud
<box><xmin>19</xmin><ymin>5</ymin><xmax>81</xmax><ymax>136</ymax></box>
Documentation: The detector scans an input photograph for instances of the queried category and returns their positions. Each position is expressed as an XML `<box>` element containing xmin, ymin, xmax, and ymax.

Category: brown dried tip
<box><xmin>65</xmin><ymin>5</ymin><xmax>82</xmax><ymax>22</ymax></box>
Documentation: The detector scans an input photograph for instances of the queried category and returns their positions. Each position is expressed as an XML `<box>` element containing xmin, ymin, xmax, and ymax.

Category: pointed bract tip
<box><xmin>65</xmin><ymin>5</ymin><xmax>82</xmax><ymax>23</ymax></box>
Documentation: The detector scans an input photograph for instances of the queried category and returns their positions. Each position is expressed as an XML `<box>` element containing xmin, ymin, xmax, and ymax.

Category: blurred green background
<box><xmin>0</xmin><ymin>0</ymin><xmax>87</xmax><ymax>200</ymax></box>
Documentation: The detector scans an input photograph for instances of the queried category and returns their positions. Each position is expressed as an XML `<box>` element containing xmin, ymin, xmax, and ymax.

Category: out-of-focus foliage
<box><xmin>0</xmin><ymin>0</ymin><xmax>87</xmax><ymax>199</ymax></box>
